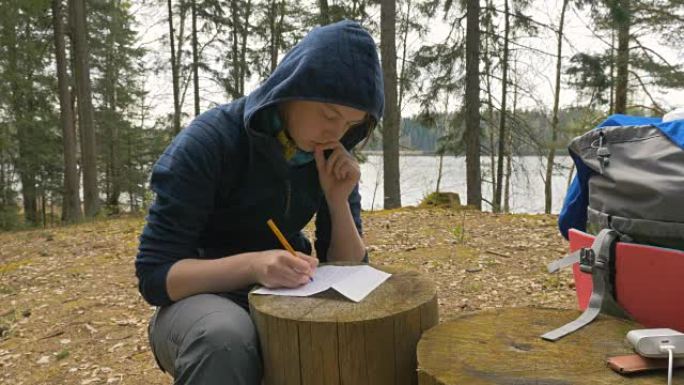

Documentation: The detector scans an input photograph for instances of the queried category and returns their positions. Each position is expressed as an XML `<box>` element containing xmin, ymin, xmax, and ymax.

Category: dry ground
<box><xmin>0</xmin><ymin>206</ymin><xmax>576</xmax><ymax>384</ymax></box>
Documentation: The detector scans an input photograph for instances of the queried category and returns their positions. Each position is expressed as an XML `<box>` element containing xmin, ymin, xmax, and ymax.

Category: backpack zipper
<box><xmin>597</xmin><ymin>130</ymin><xmax>611</xmax><ymax>173</ymax></box>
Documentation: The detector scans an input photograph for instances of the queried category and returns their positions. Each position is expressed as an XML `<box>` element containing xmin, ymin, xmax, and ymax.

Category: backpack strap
<box><xmin>547</xmin><ymin>249</ymin><xmax>582</xmax><ymax>273</ymax></box>
<box><xmin>542</xmin><ymin>229</ymin><xmax>630</xmax><ymax>341</ymax></box>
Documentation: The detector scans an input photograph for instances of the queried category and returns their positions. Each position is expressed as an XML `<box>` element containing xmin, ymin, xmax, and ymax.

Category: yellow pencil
<box><xmin>266</xmin><ymin>219</ymin><xmax>314</xmax><ymax>281</ymax></box>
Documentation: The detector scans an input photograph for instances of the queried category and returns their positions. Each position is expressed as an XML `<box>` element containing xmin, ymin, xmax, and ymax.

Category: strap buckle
<box><xmin>579</xmin><ymin>248</ymin><xmax>595</xmax><ymax>273</ymax></box>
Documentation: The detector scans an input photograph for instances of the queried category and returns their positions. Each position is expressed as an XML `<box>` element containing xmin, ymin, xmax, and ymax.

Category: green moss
<box><xmin>0</xmin><ymin>259</ymin><xmax>31</xmax><ymax>274</ymax></box>
<box><xmin>420</xmin><ymin>192</ymin><xmax>462</xmax><ymax>208</ymax></box>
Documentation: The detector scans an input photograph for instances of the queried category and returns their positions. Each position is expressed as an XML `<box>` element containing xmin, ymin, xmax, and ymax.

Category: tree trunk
<box><xmin>70</xmin><ymin>0</ymin><xmax>100</xmax><ymax>218</ymax></box>
<box><xmin>504</xmin><ymin>62</ymin><xmax>518</xmax><ymax>214</ymax></box>
<box><xmin>397</xmin><ymin>0</ymin><xmax>411</xmax><ymax>111</ymax></box>
<box><xmin>544</xmin><ymin>0</ymin><xmax>569</xmax><ymax>214</ymax></box>
<box><xmin>191</xmin><ymin>0</ymin><xmax>200</xmax><ymax>116</ymax></box>
<box><xmin>435</xmin><ymin>152</ymin><xmax>444</xmax><ymax>193</ymax></box>
<box><xmin>494</xmin><ymin>0</ymin><xmax>510</xmax><ymax>213</ymax></box>
<box><xmin>275</xmin><ymin>0</ymin><xmax>285</xmax><ymax>73</ymax></box>
<box><xmin>318</xmin><ymin>0</ymin><xmax>329</xmax><ymax>25</ymax></box>
<box><xmin>269</xmin><ymin>0</ymin><xmax>278</xmax><ymax>74</ymax></box>
<box><xmin>483</xmin><ymin>2</ymin><xmax>495</xmax><ymax>205</ymax></box>
<box><xmin>503</xmin><ymin>131</ymin><xmax>512</xmax><ymax>213</ymax></box>
<box><xmin>16</xmin><ymin>102</ymin><xmax>38</xmax><ymax>225</ymax></box>
<box><xmin>464</xmin><ymin>0</ymin><xmax>482</xmax><ymax>210</ymax></box>
<box><xmin>614</xmin><ymin>0</ymin><xmax>629</xmax><ymax>114</ymax></box>
<box><xmin>41</xmin><ymin>187</ymin><xmax>47</xmax><ymax>227</ymax></box>
<box><xmin>52</xmin><ymin>0</ymin><xmax>82</xmax><ymax>223</ymax></box>
<box><xmin>104</xmin><ymin>2</ymin><xmax>121</xmax><ymax>214</ymax></box>
<box><xmin>176</xmin><ymin>2</ymin><xmax>188</xmax><ymax>107</ymax></box>
<box><xmin>50</xmin><ymin>195</ymin><xmax>55</xmax><ymax>226</ymax></box>
<box><xmin>0</xmin><ymin>159</ymin><xmax>5</xmax><ymax>208</ymax></box>
<box><xmin>240</xmin><ymin>0</ymin><xmax>252</xmax><ymax>96</ymax></box>
<box><xmin>18</xmin><ymin>166</ymin><xmax>38</xmax><ymax>225</ymax></box>
<box><xmin>228</xmin><ymin>0</ymin><xmax>242</xmax><ymax>97</ymax></box>
<box><xmin>167</xmin><ymin>0</ymin><xmax>181</xmax><ymax>134</ymax></box>
<box><xmin>609</xmin><ymin>30</ymin><xmax>615</xmax><ymax>115</ymax></box>
<box><xmin>127</xmin><ymin>128</ymin><xmax>134</xmax><ymax>212</ymax></box>
<box><xmin>436</xmin><ymin>95</ymin><xmax>449</xmax><ymax>195</ymax></box>
<box><xmin>108</xmin><ymin>130</ymin><xmax>120</xmax><ymax>214</ymax></box>
<box><xmin>381</xmin><ymin>0</ymin><xmax>401</xmax><ymax>209</ymax></box>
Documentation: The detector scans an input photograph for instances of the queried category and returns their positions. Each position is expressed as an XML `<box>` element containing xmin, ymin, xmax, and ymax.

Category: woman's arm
<box><xmin>314</xmin><ymin>142</ymin><xmax>367</xmax><ymax>262</ymax></box>
<box><xmin>166</xmin><ymin>250</ymin><xmax>318</xmax><ymax>302</ymax></box>
<box><xmin>325</xmin><ymin>199</ymin><xmax>366</xmax><ymax>262</ymax></box>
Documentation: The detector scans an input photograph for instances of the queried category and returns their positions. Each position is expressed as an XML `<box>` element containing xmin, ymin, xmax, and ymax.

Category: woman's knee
<box><xmin>175</xmin><ymin>309</ymin><xmax>262</xmax><ymax>383</ymax></box>
<box><xmin>185</xmin><ymin>309</ymin><xmax>259</xmax><ymax>354</ymax></box>
<box><xmin>149</xmin><ymin>294</ymin><xmax>261</xmax><ymax>378</ymax></box>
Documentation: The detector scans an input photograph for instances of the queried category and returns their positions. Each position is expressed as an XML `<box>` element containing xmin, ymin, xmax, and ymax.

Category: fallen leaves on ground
<box><xmin>0</xmin><ymin>207</ymin><xmax>574</xmax><ymax>384</ymax></box>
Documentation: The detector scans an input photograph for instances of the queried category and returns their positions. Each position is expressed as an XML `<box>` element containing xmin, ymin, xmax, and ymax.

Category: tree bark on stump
<box><xmin>250</xmin><ymin>266</ymin><xmax>438</xmax><ymax>385</ymax></box>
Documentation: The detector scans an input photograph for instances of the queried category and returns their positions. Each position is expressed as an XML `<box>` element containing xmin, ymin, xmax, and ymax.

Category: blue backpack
<box><xmin>542</xmin><ymin>114</ymin><xmax>684</xmax><ymax>341</ymax></box>
<box><xmin>559</xmin><ymin>114</ymin><xmax>684</xmax><ymax>250</ymax></box>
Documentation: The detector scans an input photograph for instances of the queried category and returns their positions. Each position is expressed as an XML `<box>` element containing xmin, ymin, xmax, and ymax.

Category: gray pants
<box><xmin>148</xmin><ymin>294</ymin><xmax>263</xmax><ymax>385</ymax></box>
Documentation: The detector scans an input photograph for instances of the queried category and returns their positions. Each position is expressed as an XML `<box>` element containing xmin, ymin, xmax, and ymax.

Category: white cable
<box><xmin>660</xmin><ymin>345</ymin><xmax>675</xmax><ymax>385</ymax></box>
<box><xmin>668</xmin><ymin>347</ymin><xmax>673</xmax><ymax>385</ymax></box>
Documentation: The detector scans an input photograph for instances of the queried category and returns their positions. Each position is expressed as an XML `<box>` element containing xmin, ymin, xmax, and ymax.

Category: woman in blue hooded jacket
<box><xmin>135</xmin><ymin>20</ymin><xmax>384</xmax><ymax>384</ymax></box>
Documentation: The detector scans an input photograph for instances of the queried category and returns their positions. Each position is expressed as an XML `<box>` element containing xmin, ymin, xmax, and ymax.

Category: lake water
<box><xmin>358</xmin><ymin>155</ymin><xmax>574</xmax><ymax>214</ymax></box>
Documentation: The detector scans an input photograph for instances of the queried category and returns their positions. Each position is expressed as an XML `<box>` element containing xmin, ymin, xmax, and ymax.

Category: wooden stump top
<box><xmin>249</xmin><ymin>265</ymin><xmax>436</xmax><ymax>323</ymax></box>
<box><xmin>417</xmin><ymin>307</ymin><xmax>684</xmax><ymax>385</ymax></box>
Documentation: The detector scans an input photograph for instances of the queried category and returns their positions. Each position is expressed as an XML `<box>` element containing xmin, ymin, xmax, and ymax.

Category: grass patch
<box><xmin>0</xmin><ymin>284</ymin><xmax>17</xmax><ymax>295</ymax></box>
<box><xmin>55</xmin><ymin>349</ymin><xmax>69</xmax><ymax>361</ymax></box>
<box><xmin>0</xmin><ymin>259</ymin><xmax>32</xmax><ymax>274</ymax></box>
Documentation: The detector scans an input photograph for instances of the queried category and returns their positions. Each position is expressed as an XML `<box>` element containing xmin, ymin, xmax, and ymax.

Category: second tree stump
<box><xmin>417</xmin><ymin>307</ymin><xmax>684</xmax><ymax>384</ymax></box>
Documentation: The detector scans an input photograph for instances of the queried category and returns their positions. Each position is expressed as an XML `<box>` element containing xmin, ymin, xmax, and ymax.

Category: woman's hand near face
<box><xmin>314</xmin><ymin>142</ymin><xmax>361</xmax><ymax>205</ymax></box>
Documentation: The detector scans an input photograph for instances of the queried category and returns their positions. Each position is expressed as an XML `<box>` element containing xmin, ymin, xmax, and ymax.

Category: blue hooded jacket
<box><xmin>135</xmin><ymin>20</ymin><xmax>385</xmax><ymax>307</ymax></box>
<box><xmin>558</xmin><ymin>114</ymin><xmax>684</xmax><ymax>239</ymax></box>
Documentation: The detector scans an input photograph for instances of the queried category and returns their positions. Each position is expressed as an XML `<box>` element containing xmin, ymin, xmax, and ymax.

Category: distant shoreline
<box><xmin>360</xmin><ymin>150</ymin><xmax>434</xmax><ymax>156</ymax></box>
<box><xmin>359</xmin><ymin>151</ymin><xmax>571</xmax><ymax>156</ymax></box>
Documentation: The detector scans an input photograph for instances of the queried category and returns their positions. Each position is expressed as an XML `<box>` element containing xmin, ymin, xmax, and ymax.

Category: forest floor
<box><xmin>0</xmin><ymin>204</ymin><xmax>576</xmax><ymax>384</ymax></box>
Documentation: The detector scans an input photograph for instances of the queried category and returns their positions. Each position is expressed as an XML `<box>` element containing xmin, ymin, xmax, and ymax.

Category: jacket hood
<box><xmin>244</xmin><ymin>20</ymin><xmax>384</xmax><ymax>147</ymax></box>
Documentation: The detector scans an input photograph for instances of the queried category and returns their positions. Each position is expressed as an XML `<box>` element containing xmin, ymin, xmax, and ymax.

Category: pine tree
<box><xmin>52</xmin><ymin>0</ymin><xmax>82</xmax><ymax>222</ymax></box>
<box><xmin>69</xmin><ymin>0</ymin><xmax>100</xmax><ymax>217</ymax></box>
<box><xmin>464</xmin><ymin>0</ymin><xmax>482</xmax><ymax>209</ymax></box>
<box><xmin>571</xmin><ymin>0</ymin><xmax>684</xmax><ymax>113</ymax></box>
<box><xmin>0</xmin><ymin>0</ymin><xmax>60</xmax><ymax>226</ymax></box>
<box><xmin>88</xmin><ymin>0</ymin><xmax>147</xmax><ymax>214</ymax></box>
<box><xmin>381</xmin><ymin>0</ymin><xmax>401</xmax><ymax>209</ymax></box>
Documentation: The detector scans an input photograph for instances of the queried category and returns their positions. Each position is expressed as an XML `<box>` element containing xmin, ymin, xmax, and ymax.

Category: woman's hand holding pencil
<box><xmin>251</xmin><ymin>249</ymin><xmax>317</xmax><ymax>288</ymax></box>
<box><xmin>249</xmin><ymin>219</ymin><xmax>318</xmax><ymax>289</ymax></box>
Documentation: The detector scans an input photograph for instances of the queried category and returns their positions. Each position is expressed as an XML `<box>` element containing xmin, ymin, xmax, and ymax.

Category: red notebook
<box><xmin>568</xmin><ymin>229</ymin><xmax>684</xmax><ymax>332</ymax></box>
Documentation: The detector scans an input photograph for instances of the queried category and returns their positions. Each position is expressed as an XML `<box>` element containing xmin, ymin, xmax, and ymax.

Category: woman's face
<box><xmin>280</xmin><ymin>100</ymin><xmax>367</xmax><ymax>152</ymax></box>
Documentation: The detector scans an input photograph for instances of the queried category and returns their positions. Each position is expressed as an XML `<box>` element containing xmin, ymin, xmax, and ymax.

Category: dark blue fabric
<box><xmin>136</xmin><ymin>20</ymin><xmax>384</xmax><ymax>307</ymax></box>
<box><xmin>558</xmin><ymin>114</ymin><xmax>684</xmax><ymax>239</ymax></box>
<box><xmin>558</xmin><ymin>152</ymin><xmax>592</xmax><ymax>238</ymax></box>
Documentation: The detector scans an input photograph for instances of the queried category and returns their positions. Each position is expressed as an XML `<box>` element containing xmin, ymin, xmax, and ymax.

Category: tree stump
<box><xmin>417</xmin><ymin>307</ymin><xmax>684</xmax><ymax>384</ymax></box>
<box><xmin>249</xmin><ymin>265</ymin><xmax>438</xmax><ymax>385</ymax></box>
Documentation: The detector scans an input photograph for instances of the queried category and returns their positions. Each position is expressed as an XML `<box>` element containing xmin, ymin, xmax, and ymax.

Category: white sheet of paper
<box><xmin>252</xmin><ymin>265</ymin><xmax>391</xmax><ymax>302</ymax></box>
<box><xmin>331</xmin><ymin>265</ymin><xmax>391</xmax><ymax>302</ymax></box>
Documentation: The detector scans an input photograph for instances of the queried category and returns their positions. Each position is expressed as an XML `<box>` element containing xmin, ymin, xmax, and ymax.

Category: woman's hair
<box><xmin>358</xmin><ymin>115</ymin><xmax>377</xmax><ymax>150</ymax></box>
<box><xmin>344</xmin><ymin>113</ymin><xmax>376</xmax><ymax>151</ymax></box>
